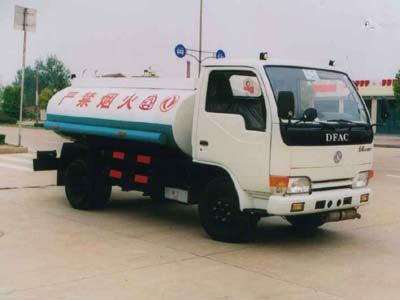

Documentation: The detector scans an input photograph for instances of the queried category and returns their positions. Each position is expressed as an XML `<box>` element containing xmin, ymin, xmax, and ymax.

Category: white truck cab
<box><xmin>194</xmin><ymin>59</ymin><xmax>373</xmax><ymax>216</ymax></box>
<box><xmin>34</xmin><ymin>58</ymin><xmax>374</xmax><ymax>242</ymax></box>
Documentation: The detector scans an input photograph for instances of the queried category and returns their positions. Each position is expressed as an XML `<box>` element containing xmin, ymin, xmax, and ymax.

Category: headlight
<box><xmin>287</xmin><ymin>177</ymin><xmax>311</xmax><ymax>194</ymax></box>
<box><xmin>352</xmin><ymin>171</ymin><xmax>369</xmax><ymax>188</ymax></box>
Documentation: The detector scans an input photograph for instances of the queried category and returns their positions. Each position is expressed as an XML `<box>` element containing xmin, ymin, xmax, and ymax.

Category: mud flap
<box><xmin>33</xmin><ymin>150</ymin><xmax>59</xmax><ymax>171</ymax></box>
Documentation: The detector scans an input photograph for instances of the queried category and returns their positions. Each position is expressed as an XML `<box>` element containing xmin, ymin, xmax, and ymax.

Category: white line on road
<box><xmin>0</xmin><ymin>161</ymin><xmax>33</xmax><ymax>172</ymax></box>
<box><xmin>386</xmin><ymin>175</ymin><xmax>400</xmax><ymax>179</ymax></box>
<box><xmin>0</xmin><ymin>156</ymin><xmax>33</xmax><ymax>164</ymax></box>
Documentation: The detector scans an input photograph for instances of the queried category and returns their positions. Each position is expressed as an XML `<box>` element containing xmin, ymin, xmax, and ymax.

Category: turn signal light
<box><xmin>270</xmin><ymin>176</ymin><xmax>289</xmax><ymax>195</ymax></box>
<box><xmin>368</xmin><ymin>170</ymin><xmax>374</xmax><ymax>179</ymax></box>
<box><xmin>269</xmin><ymin>176</ymin><xmax>289</xmax><ymax>188</ymax></box>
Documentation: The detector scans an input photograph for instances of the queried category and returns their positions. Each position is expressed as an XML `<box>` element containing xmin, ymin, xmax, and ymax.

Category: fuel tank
<box><xmin>45</xmin><ymin>78</ymin><xmax>197</xmax><ymax>155</ymax></box>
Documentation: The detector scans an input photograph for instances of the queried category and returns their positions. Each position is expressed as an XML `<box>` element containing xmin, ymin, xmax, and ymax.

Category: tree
<box><xmin>0</xmin><ymin>87</ymin><xmax>4</xmax><ymax>108</ymax></box>
<box><xmin>2</xmin><ymin>85</ymin><xmax>21</xmax><ymax>118</ymax></box>
<box><xmin>35</xmin><ymin>55</ymin><xmax>71</xmax><ymax>92</ymax></box>
<box><xmin>13</xmin><ymin>66</ymin><xmax>36</xmax><ymax>107</ymax></box>
<box><xmin>39</xmin><ymin>88</ymin><xmax>54</xmax><ymax>109</ymax></box>
<box><xmin>394</xmin><ymin>70</ymin><xmax>400</xmax><ymax>113</ymax></box>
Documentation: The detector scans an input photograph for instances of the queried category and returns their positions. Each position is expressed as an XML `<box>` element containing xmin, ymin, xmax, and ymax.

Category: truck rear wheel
<box><xmin>65</xmin><ymin>159</ymin><xmax>111</xmax><ymax>210</ymax></box>
<box><xmin>285</xmin><ymin>214</ymin><xmax>326</xmax><ymax>231</ymax></box>
<box><xmin>199</xmin><ymin>178</ymin><xmax>255</xmax><ymax>243</ymax></box>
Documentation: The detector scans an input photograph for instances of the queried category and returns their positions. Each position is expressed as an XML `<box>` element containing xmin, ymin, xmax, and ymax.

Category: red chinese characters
<box><xmin>58</xmin><ymin>91</ymin><xmax>78</xmax><ymax>106</ymax></box>
<box><xmin>96</xmin><ymin>93</ymin><xmax>119</xmax><ymax>109</ymax></box>
<box><xmin>160</xmin><ymin>95</ymin><xmax>179</xmax><ymax>112</ymax></box>
<box><xmin>139</xmin><ymin>95</ymin><xmax>158</xmax><ymax>111</ymax></box>
<box><xmin>117</xmin><ymin>95</ymin><xmax>139</xmax><ymax>110</ymax></box>
<box><xmin>76</xmin><ymin>92</ymin><xmax>96</xmax><ymax>108</ymax></box>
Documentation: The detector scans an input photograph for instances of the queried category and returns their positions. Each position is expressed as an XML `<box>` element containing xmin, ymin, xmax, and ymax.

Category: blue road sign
<box><xmin>216</xmin><ymin>49</ymin><xmax>226</xmax><ymax>59</ymax></box>
<box><xmin>175</xmin><ymin>44</ymin><xmax>187</xmax><ymax>58</ymax></box>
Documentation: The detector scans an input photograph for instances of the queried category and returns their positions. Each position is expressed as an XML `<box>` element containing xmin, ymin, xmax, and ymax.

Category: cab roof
<box><xmin>203</xmin><ymin>58</ymin><xmax>343</xmax><ymax>73</ymax></box>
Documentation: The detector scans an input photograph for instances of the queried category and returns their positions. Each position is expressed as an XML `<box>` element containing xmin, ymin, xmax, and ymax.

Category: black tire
<box><xmin>65</xmin><ymin>159</ymin><xmax>111</xmax><ymax>210</ymax></box>
<box><xmin>199</xmin><ymin>177</ymin><xmax>255</xmax><ymax>243</ymax></box>
<box><xmin>285</xmin><ymin>214</ymin><xmax>326</xmax><ymax>231</ymax></box>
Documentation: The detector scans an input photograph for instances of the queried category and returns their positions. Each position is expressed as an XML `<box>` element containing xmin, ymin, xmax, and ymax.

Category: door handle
<box><xmin>200</xmin><ymin>140</ymin><xmax>209</xmax><ymax>146</ymax></box>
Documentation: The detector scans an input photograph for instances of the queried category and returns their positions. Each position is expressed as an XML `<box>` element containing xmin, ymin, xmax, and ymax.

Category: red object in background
<box><xmin>382</xmin><ymin>79</ymin><xmax>397</xmax><ymax>87</ymax></box>
<box><xmin>354</xmin><ymin>80</ymin><xmax>371</xmax><ymax>87</ymax></box>
<box><xmin>313</xmin><ymin>84</ymin><xmax>337</xmax><ymax>93</ymax></box>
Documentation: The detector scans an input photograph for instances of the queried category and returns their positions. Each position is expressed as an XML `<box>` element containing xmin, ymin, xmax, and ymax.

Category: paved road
<box><xmin>1</xmin><ymin>126</ymin><xmax>400</xmax><ymax>300</ymax></box>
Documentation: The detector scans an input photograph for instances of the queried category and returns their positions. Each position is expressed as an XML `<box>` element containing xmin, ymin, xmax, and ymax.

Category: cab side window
<box><xmin>206</xmin><ymin>70</ymin><xmax>266</xmax><ymax>131</ymax></box>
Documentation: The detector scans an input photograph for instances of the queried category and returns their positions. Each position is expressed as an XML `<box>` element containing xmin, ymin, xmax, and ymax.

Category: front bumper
<box><xmin>266</xmin><ymin>188</ymin><xmax>371</xmax><ymax>216</ymax></box>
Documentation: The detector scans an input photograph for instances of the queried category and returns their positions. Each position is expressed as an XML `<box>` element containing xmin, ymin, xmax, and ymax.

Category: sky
<box><xmin>0</xmin><ymin>0</ymin><xmax>399</xmax><ymax>86</ymax></box>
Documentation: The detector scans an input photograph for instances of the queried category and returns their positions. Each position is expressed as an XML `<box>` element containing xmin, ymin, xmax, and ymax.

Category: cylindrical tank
<box><xmin>45</xmin><ymin>78</ymin><xmax>197</xmax><ymax>155</ymax></box>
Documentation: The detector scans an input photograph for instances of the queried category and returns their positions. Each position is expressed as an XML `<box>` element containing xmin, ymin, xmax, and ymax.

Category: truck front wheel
<box><xmin>65</xmin><ymin>159</ymin><xmax>111</xmax><ymax>210</ymax></box>
<box><xmin>199</xmin><ymin>178</ymin><xmax>255</xmax><ymax>243</ymax></box>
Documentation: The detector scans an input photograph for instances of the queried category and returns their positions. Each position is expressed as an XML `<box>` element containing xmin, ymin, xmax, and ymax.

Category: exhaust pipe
<box><xmin>326</xmin><ymin>209</ymin><xmax>361</xmax><ymax>223</ymax></box>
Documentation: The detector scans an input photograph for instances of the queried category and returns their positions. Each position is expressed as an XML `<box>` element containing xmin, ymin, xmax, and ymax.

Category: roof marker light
<box><xmin>259</xmin><ymin>52</ymin><xmax>269</xmax><ymax>61</ymax></box>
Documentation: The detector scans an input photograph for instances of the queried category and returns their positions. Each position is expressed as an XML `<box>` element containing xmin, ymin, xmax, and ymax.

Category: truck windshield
<box><xmin>265</xmin><ymin>66</ymin><xmax>369</xmax><ymax>124</ymax></box>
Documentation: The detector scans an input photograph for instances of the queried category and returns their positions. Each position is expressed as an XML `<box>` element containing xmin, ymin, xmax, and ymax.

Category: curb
<box><xmin>0</xmin><ymin>124</ymin><xmax>45</xmax><ymax>130</ymax></box>
<box><xmin>0</xmin><ymin>145</ymin><xmax>29</xmax><ymax>154</ymax></box>
<box><xmin>374</xmin><ymin>144</ymin><xmax>400</xmax><ymax>149</ymax></box>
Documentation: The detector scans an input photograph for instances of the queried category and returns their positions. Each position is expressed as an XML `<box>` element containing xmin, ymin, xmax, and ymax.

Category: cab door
<box><xmin>193</xmin><ymin>67</ymin><xmax>271</xmax><ymax>193</ymax></box>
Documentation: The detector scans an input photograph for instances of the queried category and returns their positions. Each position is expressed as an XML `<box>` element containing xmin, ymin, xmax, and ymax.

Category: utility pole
<box><xmin>14</xmin><ymin>5</ymin><xmax>37</xmax><ymax>146</ymax></box>
<box><xmin>198</xmin><ymin>0</ymin><xmax>203</xmax><ymax>76</ymax></box>
<box><xmin>18</xmin><ymin>8</ymin><xmax>27</xmax><ymax>146</ymax></box>
<box><xmin>35</xmin><ymin>70</ymin><xmax>39</xmax><ymax>123</ymax></box>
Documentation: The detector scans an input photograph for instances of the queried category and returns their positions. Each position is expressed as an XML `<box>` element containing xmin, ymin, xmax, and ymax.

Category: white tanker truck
<box><xmin>34</xmin><ymin>59</ymin><xmax>375</xmax><ymax>242</ymax></box>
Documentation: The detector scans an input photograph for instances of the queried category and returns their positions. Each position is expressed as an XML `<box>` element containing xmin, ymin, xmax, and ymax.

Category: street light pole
<box><xmin>35</xmin><ymin>70</ymin><xmax>39</xmax><ymax>123</ymax></box>
<box><xmin>18</xmin><ymin>8</ymin><xmax>28</xmax><ymax>147</ymax></box>
<box><xmin>198</xmin><ymin>0</ymin><xmax>203</xmax><ymax>77</ymax></box>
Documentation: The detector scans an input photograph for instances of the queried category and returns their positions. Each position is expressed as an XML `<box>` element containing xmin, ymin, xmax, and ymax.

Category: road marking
<box><xmin>0</xmin><ymin>161</ymin><xmax>33</xmax><ymax>172</ymax></box>
<box><xmin>386</xmin><ymin>175</ymin><xmax>400</xmax><ymax>179</ymax></box>
<box><xmin>0</xmin><ymin>153</ymin><xmax>34</xmax><ymax>173</ymax></box>
<box><xmin>0</xmin><ymin>156</ymin><xmax>33</xmax><ymax>164</ymax></box>
<box><xmin>18</xmin><ymin>153</ymin><xmax>36</xmax><ymax>159</ymax></box>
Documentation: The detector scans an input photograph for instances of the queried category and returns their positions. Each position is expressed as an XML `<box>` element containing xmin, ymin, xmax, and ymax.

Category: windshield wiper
<box><xmin>326</xmin><ymin>119</ymin><xmax>370</xmax><ymax>131</ymax></box>
<box><xmin>290</xmin><ymin>119</ymin><xmax>336</xmax><ymax>131</ymax></box>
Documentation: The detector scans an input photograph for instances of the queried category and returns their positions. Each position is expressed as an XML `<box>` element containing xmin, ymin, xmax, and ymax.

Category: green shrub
<box><xmin>0</xmin><ymin>112</ymin><xmax>17</xmax><ymax>124</ymax></box>
<box><xmin>24</xmin><ymin>111</ymin><xmax>37</xmax><ymax>120</ymax></box>
<box><xmin>2</xmin><ymin>85</ymin><xmax>21</xmax><ymax>119</ymax></box>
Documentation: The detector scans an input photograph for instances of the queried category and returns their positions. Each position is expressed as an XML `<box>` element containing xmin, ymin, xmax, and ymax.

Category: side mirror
<box><xmin>303</xmin><ymin>108</ymin><xmax>318</xmax><ymax>122</ymax></box>
<box><xmin>380</xmin><ymin>98</ymin><xmax>390</xmax><ymax>120</ymax></box>
<box><xmin>277</xmin><ymin>91</ymin><xmax>295</xmax><ymax>119</ymax></box>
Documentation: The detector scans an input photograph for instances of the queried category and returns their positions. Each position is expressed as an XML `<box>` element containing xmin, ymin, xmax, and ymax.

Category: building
<box><xmin>356</xmin><ymin>79</ymin><xmax>399</xmax><ymax>134</ymax></box>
